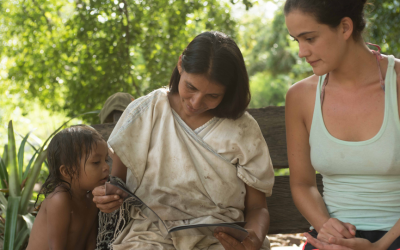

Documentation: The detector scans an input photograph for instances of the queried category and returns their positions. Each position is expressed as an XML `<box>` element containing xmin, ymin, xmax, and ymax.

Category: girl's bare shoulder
<box><xmin>286</xmin><ymin>74</ymin><xmax>319</xmax><ymax>108</ymax></box>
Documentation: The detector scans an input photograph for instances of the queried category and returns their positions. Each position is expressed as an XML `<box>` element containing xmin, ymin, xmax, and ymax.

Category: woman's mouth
<box><xmin>307</xmin><ymin>59</ymin><xmax>321</xmax><ymax>66</ymax></box>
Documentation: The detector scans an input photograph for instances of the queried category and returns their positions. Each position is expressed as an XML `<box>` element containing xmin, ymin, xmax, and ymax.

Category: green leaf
<box><xmin>0</xmin><ymin>192</ymin><xmax>8</xmax><ymax>210</ymax></box>
<box><xmin>18</xmin><ymin>131</ymin><xmax>34</xmax><ymax>183</ymax></box>
<box><xmin>7</xmin><ymin>121</ymin><xmax>21</xmax><ymax>197</ymax></box>
<box><xmin>0</xmin><ymin>145</ymin><xmax>9</xmax><ymax>188</ymax></box>
<box><xmin>0</xmin><ymin>155</ymin><xmax>8</xmax><ymax>189</ymax></box>
<box><xmin>19</xmin><ymin>150</ymin><xmax>46</xmax><ymax>215</ymax></box>
<box><xmin>14</xmin><ymin>223</ymin><xmax>29</xmax><ymax>250</ymax></box>
<box><xmin>22</xmin><ymin>213</ymin><xmax>35</xmax><ymax>231</ymax></box>
<box><xmin>3</xmin><ymin>196</ymin><xmax>21</xmax><ymax>250</ymax></box>
<box><xmin>22</xmin><ymin>151</ymin><xmax>38</xmax><ymax>181</ymax></box>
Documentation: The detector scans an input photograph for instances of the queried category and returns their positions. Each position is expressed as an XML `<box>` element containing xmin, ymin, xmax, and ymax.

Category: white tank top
<box><xmin>309</xmin><ymin>55</ymin><xmax>400</xmax><ymax>231</ymax></box>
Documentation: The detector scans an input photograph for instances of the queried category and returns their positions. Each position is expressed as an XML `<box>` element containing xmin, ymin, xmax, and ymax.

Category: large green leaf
<box><xmin>18</xmin><ymin>131</ymin><xmax>34</xmax><ymax>183</ymax></box>
<box><xmin>3</xmin><ymin>196</ymin><xmax>21</xmax><ymax>250</ymax></box>
<box><xmin>14</xmin><ymin>223</ymin><xmax>29</xmax><ymax>250</ymax></box>
<box><xmin>22</xmin><ymin>213</ymin><xmax>35</xmax><ymax>231</ymax></box>
<box><xmin>0</xmin><ymin>154</ymin><xmax>8</xmax><ymax>189</ymax></box>
<box><xmin>22</xmin><ymin>151</ymin><xmax>38</xmax><ymax>181</ymax></box>
<box><xmin>0</xmin><ymin>145</ymin><xmax>9</xmax><ymax>188</ymax></box>
<box><xmin>7</xmin><ymin>121</ymin><xmax>21</xmax><ymax>197</ymax></box>
<box><xmin>19</xmin><ymin>150</ymin><xmax>46</xmax><ymax>215</ymax></box>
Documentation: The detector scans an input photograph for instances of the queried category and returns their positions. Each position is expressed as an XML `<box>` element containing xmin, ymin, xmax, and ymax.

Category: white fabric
<box><xmin>107</xmin><ymin>88</ymin><xmax>274</xmax><ymax>250</ymax></box>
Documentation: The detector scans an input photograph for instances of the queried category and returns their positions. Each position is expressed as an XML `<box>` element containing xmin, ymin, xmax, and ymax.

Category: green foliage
<box><xmin>365</xmin><ymin>0</ymin><xmax>400</xmax><ymax>57</ymax></box>
<box><xmin>0</xmin><ymin>0</ymin><xmax>251</xmax><ymax>123</ymax></box>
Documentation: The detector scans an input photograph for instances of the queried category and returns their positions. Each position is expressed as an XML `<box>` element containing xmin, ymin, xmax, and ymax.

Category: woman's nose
<box><xmin>298</xmin><ymin>42</ymin><xmax>310</xmax><ymax>58</ymax></box>
<box><xmin>190</xmin><ymin>94</ymin><xmax>202</xmax><ymax>109</ymax></box>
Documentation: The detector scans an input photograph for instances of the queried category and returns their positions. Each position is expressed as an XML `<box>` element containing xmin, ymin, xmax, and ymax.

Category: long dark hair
<box><xmin>36</xmin><ymin>125</ymin><xmax>103</xmax><ymax>203</ymax></box>
<box><xmin>284</xmin><ymin>0</ymin><xmax>368</xmax><ymax>40</ymax></box>
<box><xmin>169</xmin><ymin>31</ymin><xmax>250</xmax><ymax>120</ymax></box>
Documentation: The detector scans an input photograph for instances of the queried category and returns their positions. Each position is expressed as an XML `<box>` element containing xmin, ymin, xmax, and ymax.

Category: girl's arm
<box><xmin>47</xmin><ymin>192</ymin><xmax>72</xmax><ymax>250</ymax></box>
<box><xmin>215</xmin><ymin>185</ymin><xmax>269</xmax><ymax>250</ymax></box>
<box><xmin>304</xmin><ymin>218</ymin><xmax>400</xmax><ymax>250</ymax></box>
<box><xmin>285</xmin><ymin>83</ymin><xmax>356</xmax><ymax>241</ymax></box>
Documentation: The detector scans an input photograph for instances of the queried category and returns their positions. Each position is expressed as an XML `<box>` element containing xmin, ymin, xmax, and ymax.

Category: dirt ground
<box><xmin>269</xmin><ymin>233</ymin><xmax>306</xmax><ymax>249</ymax></box>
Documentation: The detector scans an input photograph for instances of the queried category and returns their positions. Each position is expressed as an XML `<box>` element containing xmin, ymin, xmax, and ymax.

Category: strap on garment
<box><xmin>320</xmin><ymin>43</ymin><xmax>385</xmax><ymax>105</ymax></box>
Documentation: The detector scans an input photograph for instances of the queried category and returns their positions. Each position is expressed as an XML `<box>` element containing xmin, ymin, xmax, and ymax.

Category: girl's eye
<box><xmin>94</xmin><ymin>161</ymin><xmax>100</xmax><ymax>164</ymax></box>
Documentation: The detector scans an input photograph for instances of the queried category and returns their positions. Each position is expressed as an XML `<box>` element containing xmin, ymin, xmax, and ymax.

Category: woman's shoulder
<box><xmin>124</xmin><ymin>88</ymin><xmax>169</xmax><ymax>113</ymax></box>
<box><xmin>285</xmin><ymin>74</ymin><xmax>319</xmax><ymax>111</ymax></box>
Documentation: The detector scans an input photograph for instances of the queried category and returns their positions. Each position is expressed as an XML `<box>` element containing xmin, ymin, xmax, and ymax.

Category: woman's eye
<box><xmin>209</xmin><ymin>95</ymin><xmax>219</xmax><ymax>99</ymax></box>
<box><xmin>306</xmin><ymin>37</ymin><xmax>314</xmax><ymax>42</ymax></box>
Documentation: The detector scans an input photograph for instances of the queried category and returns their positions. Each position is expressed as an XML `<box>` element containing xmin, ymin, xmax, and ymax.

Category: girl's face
<box><xmin>77</xmin><ymin>140</ymin><xmax>110</xmax><ymax>191</ymax></box>
<box><xmin>177</xmin><ymin>69</ymin><xmax>226</xmax><ymax>118</ymax></box>
<box><xmin>285</xmin><ymin>10</ymin><xmax>348</xmax><ymax>76</ymax></box>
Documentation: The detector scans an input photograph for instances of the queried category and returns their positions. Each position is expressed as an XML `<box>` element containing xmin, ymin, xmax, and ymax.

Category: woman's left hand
<box><xmin>215</xmin><ymin>229</ymin><xmax>262</xmax><ymax>250</ymax></box>
<box><xmin>305</xmin><ymin>232</ymin><xmax>383</xmax><ymax>250</ymax></box>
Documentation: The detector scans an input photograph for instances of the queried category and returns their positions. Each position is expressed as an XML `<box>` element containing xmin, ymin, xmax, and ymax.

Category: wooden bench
<box><xmin>92</xmin><ymin>106</ymin><xmax>323</xmax><ymax>235</ymax></box>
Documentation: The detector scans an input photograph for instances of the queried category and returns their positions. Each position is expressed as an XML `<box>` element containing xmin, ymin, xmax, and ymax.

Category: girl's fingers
<box><xmin>343</xmin><ymin>223</ymin><xmax>357</xmax><ymax>236</ymax></box>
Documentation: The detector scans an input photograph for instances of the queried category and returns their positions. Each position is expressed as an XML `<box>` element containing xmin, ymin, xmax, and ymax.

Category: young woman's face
<box><xmin>77</xmin><ymin>140</ymin><xmax>110</xmax><ymax>191</ymax></box>
<box><xmin>177</xmin><ymin>71</ymin><xmax>226</xmax><ymax>117</ymax></box>
<box><xmin>285</xmin><ymin>10</ymin><xmax>347</xmax><ymax>76</ymax></box>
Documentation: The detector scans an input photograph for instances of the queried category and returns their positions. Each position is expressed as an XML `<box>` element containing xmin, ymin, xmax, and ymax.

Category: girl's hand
<box><xmin>317</xmin><ymin>218</ymin><xmax>356</xmax><ymax>243</ymax></box>
<box><xmin>92</xmin><ymin>185</ymin><xmax>123</xmax><ymax>213</ymax></box>
<box><xmin>305</xmin><ymin>233</ymin><xmax>383</xmax><ymax>250</ymax></box>
<box><xmin>215</xmin><ymin>229</ymin><xmax>262</xmax><ymax>250</ymax></box>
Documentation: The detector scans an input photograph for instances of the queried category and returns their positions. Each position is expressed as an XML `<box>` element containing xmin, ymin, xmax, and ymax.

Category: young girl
<box><xmin>284</xmin><ymin>0</ymin><xmax>400</xmax><ymax>250</ymax></box>
<box><xmin>27</xmin><ymin>125</ymin><xmax>110</xmax><ymax>250</ymax></box>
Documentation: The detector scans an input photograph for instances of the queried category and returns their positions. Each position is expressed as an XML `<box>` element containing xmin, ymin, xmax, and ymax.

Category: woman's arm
<box><xmin>285</xmin><ymin>83</ymin><xmax>356</xmax><ymax>241</ymax></box>
<box><xmin>215</xmin><ymin>185</ymin><xmax>269</xmax><ymax>250</ymax></box>
<box><xmin>92</xmin><ymin>152</ymin><xmax>127</xmax><ymax>213</ymax></box>
<box><xmin>304</xmin><ymin>218</ymin><xmax>400</xmax><ymax>250</ymax></box>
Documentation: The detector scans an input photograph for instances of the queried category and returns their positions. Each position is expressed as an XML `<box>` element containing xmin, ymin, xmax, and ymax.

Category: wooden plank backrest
<box><xmin>92</xmin><ymin>106</ymin><xmax>323</xmax><ymax>234</ymax></box>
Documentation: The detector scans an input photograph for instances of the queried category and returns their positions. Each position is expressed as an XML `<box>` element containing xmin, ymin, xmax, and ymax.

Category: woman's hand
<box><xmin>317</xmin><ymin>218</ymin><xmax>356</xmax><ymax>243</ymax></box>
<box><xmin>305</xmin><ymin>233</ymin><xmax>383</xmax><ymax>250</ymax></box>
<box><xmin>215</xmin><ymin>229</ymin><xmax>262</xmax><ymax>250</ymax></box>
<box><xmin>92</xmin><ymin>185</ymin><xmax>123</xmax><ymax>213</ymax></box>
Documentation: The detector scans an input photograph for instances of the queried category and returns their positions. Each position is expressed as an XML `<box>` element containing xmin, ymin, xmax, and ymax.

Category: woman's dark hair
<box><xmin>169</xmin><ymin>31</ymin><xmax>250</xmax><ymax>120</ymax></box>
<box><xmin>37</xmin><ymin>125</ymin><xmax>104</xmax><ymax>202</ymax></box>
<box><xmin>284</xmin><ymin>0</ymin><xmax>368</xmax><ymax>40</ymax></box>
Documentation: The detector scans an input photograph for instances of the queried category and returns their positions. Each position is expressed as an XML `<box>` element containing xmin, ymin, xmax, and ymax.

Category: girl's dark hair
<box><xmin>37</xmin><ymin>125</ymin><xmax>104</xmax><ymax>201</ymax></box>
<box><xmin>169</xmin><ymin>31</ymin><xmax>250</xmax><ymax>120</ymax></box>
<box><xmin>284</xmin><ymin>0</ymin><xmax>368</xmax><ymax>40</ymax></box>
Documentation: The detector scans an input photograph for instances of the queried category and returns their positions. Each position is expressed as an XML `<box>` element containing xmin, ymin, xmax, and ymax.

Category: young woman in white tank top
<box><xmin>283</xmin><ymin>0</ymin><xmax>400</xmax><ymax>249</ymax></box>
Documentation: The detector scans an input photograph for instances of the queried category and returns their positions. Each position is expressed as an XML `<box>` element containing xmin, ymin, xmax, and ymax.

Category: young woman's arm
<box><xmin>92</xmin><ymin>152</ymin><xmax>126</xmax><ymax>213</ymax></box>
<box><xmin>285</xmin><ymin>81</ymin><xmax>356</xmax><ymax>242</ymax></box>
<box><xmin>47</xmin><ymin>192</ymin><xmax>72</xmax><ymax>250</ymax></box>
<box><xmin>305</xmin><ymin>218</ymin><xmax>400</xmax><ymax>250</ymax></box>
<box><xmin>215</xmin><ymin>185</ymin><xmax>269</xmax><ymax>250</ymax></box>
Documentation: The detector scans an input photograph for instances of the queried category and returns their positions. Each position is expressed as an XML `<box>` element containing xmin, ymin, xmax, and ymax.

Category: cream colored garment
<box><xmin>107</xmin><ymin>89</ymin><xmax>274</xmax><ymax>250</ymax></box>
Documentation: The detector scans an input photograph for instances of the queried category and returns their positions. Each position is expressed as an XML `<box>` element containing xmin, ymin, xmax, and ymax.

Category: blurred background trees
<box><xmin>1</xmin><ymin>0</ymin><xmax>400</xmax><ymax>135</ymax></box>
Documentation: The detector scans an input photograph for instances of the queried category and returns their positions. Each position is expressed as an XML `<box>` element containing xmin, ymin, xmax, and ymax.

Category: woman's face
<box><xmin>285</xmin><ymin>10</ymin><xmax>348</xmax><ymax>76</ymax></box>
<box><xmin>177</xmin><ymin>70</ymin><xmax>226</xmax><ymax>117</ymax></box>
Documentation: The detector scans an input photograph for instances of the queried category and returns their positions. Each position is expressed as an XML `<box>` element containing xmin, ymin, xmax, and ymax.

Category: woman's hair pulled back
<box><xmin>169</xmin><ymin>31</ymin><xmax>250</xmax><ymax>120</ymax></box>
<box><xmin>284</xmin><ymin>0</ymin><xmax>368</xmax><ymax>40</ymax></box>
